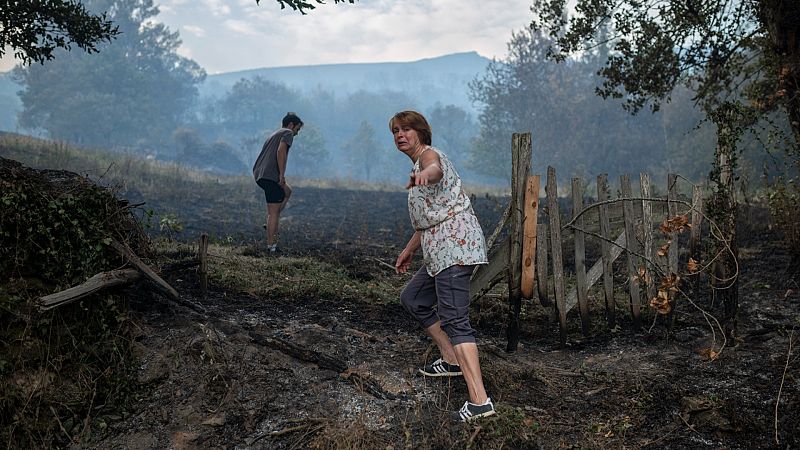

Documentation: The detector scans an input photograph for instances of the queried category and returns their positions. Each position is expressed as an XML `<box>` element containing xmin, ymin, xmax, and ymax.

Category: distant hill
<box><xmin>0</xmin><ymin>52</ymin><xmax>492</xmax><ymax>132</ymax></box>
<box><xmin>201</xmin><ymin>52</ymin><xmax>492</xmax><ymax>114</ymax></box>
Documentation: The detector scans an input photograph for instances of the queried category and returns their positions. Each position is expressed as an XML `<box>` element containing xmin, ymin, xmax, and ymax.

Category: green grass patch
<box><xmin>154</xmin><ymin>242</ymin><xmax>404</xmax><ymax>306</ymax></box>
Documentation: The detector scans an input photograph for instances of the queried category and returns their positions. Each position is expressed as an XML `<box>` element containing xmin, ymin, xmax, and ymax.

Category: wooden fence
<box><xmin>471</xmin><ymin>133</ymin><xmax>706</xmax><ymax>349</ymax></box>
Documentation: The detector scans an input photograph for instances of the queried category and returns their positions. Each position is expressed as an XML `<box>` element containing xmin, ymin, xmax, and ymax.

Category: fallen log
<box><xmin>39</xmin><ymin>269</ymin><xmax>141</xmax><ymax>311</ymax></box>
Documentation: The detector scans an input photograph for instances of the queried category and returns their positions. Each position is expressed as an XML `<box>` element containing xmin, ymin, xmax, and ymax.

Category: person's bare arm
<box><xmin>276</xmin><ymin>141</ymin><xmax>289</xmax><ymax>186</ymax></box>
<box><xmin>407</xmin><ymin>150</ymin><xmax>443</xmax><ymax>188</ymax></box>
<box><xmin>395</xmin><ymin>231</ymin><xmax>422</xmax><ymax>273</ymax></box>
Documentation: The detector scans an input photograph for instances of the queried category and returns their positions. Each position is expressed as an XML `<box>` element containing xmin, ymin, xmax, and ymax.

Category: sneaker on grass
<box><xmin>418</xmin><ymin>358</ymin><xmax>462</xmax><ymax>377</ymax></box>
<box><xmin>452</xmin><ymin>398</ymin><xmax>496</xmax><ymax>423</ymax></box>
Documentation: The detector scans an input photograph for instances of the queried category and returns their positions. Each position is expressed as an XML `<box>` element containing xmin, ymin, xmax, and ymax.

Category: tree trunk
<box><xmin>760</xmin><ymin>0</ymin><xmax>800</xmax><ymax>148</ymax></box>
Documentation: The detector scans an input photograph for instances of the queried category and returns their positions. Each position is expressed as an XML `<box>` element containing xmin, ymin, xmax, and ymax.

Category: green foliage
<box><xmin>263</xmin><ymin>0</ymin><xmax>357</xmax><ymax>14</ymax></box>
<box><xmin>767</xmin><ymin>177</ymin><xmax>800</xmax><ymax>256</ymax></box>
<box><xmin>216</xmin><ymin>76</ymin><xmax>309</xmax><ymax>143</ymax></box>
<box><xmin>428</xmin><ymin>104</ymin><xmax>476</xmax><ymax>168</ymax></box>
<box><xmin>0</xmin><ymin>0</ymin><xmax>119</xmax><ymax>65</ymax></box>
<box><xmin>342</xmin><ymin>121</ymin><xmax>383</xmax><ymax>181</ymax></box>
<box><xmin>159</xmin><ymin>213</ymin><xmax>185</xmax><ymax>240</ymax></box>
<box><xmin>530</xmin><ymin>0</ymin><xmax>800</xmax><ymax>148</ymax></box>
<box><xmin>14</xmin><ymin>0</ymin><xmax>206</xmax><ymax>150</ymax></box>
<box><xmin>290</xmin><ymin>123</ymin><xmax>331</xmax><ymax>178</ymax></box>
<box><xmin>0</xmin><ymin>156</ymin><xmax>146</xmax><ymax>448</ymax></box>
<box><xmin>0</xmin><ymin>170</ymin><xmax>117</xmax><ymax>288</ymax></box>
<box><xmin>468</xmin><ymin>27</ymin><xmax>717</xmax><ymax>181</ymax></box>
<box><xmin>180</xmin><ymin>243</ymin><xmax>403</xmax><ymax>305</ymax></box>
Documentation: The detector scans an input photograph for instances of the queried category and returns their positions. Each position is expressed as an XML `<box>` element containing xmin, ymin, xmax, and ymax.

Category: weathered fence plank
<box><xmin>507</xmin><ymin>133</ymin><xmax>532</xmax><ymax>352</ymax></box>
<box><xmin>667</xmin><ymin>173</ymin><xmax>679</xmax><ymax>327</ymax></box>
<box><xmin>572</xmin><ymin>177</ymin><xmax>590</xmax><ymax>335</ymax></box>
<box><xmin>689</xmin><ymin>184</ymin><xmax>704</xmax><ymax>296</ymax></box>
<box><xmin>667</xmin><ymin>174</ymin><xmax>680</xmax><ymax>275</ymax></box>
<box><xmin>640</xmin><ymin>173</ymin><xmax>657</xmax><ymax>303</ymax></box>
<box><xmin>536</xmin><ymin>223</ymin><xmax>551</xmax><ymax>307</ymax></box>
<box><xmin>470</xmin><ymin>238</ymin><xmax>510</xmax><ymax>302</ymax></box>
<box><xmin>547</xmin><ymin>166</ymin><xmax>568</xmax><ymax>344</ymax></box>
<box><xmin>596</xmin><ymin>174</ymin><xmax>615</xmax><ymax>326</ymax></box>
<box><xmin>620</xmin><ymin>175</ymin><xmax>642</xmax><ymax>326</ymax></box>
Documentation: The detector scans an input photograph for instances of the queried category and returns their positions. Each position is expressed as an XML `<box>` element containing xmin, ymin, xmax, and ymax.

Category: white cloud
<box><xmin>183</xmin><ymin>25</ymin><xmax>207</xmax><ymax>38</ymax></box>
<box><xmin>155</xmin><ymin>0</ymin><xmax>532</xmax><ymax>73</ymax></box>
<box><xmin>201</xmin><ymin>0</ymin><xmax>231</xmax><ymax>16</ymax></box>
<box><xmin>223</xmin><ymin>19</ymin><xmax>262</xmax><ymax>37</ymax></box>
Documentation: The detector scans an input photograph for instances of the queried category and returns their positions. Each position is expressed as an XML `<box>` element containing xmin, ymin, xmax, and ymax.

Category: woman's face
<box><xmin>392</xmin><ymin>121</ymin><xmax>421</xmax><ymax>152</ymax></box>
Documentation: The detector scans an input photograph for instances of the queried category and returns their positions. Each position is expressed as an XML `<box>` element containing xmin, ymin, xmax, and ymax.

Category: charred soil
<box><xmin>87</xmin><ymin>187</ymin><xmax>798</xmax><ymax>449</ymax></box>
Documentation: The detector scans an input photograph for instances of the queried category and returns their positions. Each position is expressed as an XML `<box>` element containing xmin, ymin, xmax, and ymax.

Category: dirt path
<box><xmin>89</xmin><ymin>232</ymin><xmax>799</xmax><ymax>449</ymax></box>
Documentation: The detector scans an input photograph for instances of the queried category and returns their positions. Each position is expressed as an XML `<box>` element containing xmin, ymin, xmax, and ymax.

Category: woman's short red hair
<box><xmin>389</xmin><ymin>110</ymin><xmax>432</xmax><ymax>145</ymax></box>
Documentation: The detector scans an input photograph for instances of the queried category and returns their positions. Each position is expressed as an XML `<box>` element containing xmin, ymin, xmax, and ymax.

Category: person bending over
<box><xmin>253</xmin><ymin>112</ymin><xmax>303</xmax><ymax>254</ymax></box>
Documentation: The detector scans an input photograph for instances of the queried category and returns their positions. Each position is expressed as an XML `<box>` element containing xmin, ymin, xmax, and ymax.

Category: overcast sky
<box><xmin>2</xmin><ymin>0</ymin><xmax>533</xmax><ymax>74</ymax></box>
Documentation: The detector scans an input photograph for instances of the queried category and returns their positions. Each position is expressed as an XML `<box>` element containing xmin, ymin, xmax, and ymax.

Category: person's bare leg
<box><xmin>279</xmin><ymin>185</ymin><xmax>292</xmax><ymax>213</ymax></box>
<box><xmin>453</xmin><ymin>342</ymin><xmax>488</xmax><ymax>404</ymax></box>
<box><xmin>424</xmin><ymin>321</ymin><xmax>457</xmax><ymax>365</ymax></box>
<box><xmin>266</xmin><ymin>203</ymin><xmax>282</xmax><ymax>246</ymax></box>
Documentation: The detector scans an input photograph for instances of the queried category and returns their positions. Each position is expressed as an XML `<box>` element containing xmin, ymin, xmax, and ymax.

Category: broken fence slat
<box><xmin>470</xmin><ymin>237</ymin><xmax>511</xmax><ymax>302</ymax></box>
<box><xmin>564</xmin><ymin>231</ymin><xmax>626</xmax><ymax>313</ymax></box>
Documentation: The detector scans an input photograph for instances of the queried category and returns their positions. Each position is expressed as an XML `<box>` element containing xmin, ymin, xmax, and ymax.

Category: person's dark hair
<box><xmin>389</xmin><ymin>110</ymin><xmax>432</xmax><ymax>145</ymax></box>
<box><xmin>282</xmin><ymin>112</ymin><xmax>303</xmax><ymax>128</ymax></box>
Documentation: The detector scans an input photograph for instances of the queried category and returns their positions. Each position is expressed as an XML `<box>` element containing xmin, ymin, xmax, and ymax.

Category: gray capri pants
<box><xmin>399</xmin><ymin>264</ymin><xmax>476</xmax><ymax>345</ymax></box>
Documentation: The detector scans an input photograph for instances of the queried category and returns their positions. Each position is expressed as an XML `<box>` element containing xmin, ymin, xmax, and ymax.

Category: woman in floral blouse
<box><xmin>390</xmin><ymin>110</ymin><xmax>495</xmax><ymax>423</ymax></box>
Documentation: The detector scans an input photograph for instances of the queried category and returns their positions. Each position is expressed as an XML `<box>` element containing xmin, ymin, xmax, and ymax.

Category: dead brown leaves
<box><xmin>660</xmin><ymin>214</ymin><xmax>691</xmax><ymax>234</ymax></box>
<box><xmin>649</xmin><ymin>274</ymin><xmax>681</xmax><ymax>315</ymax></box>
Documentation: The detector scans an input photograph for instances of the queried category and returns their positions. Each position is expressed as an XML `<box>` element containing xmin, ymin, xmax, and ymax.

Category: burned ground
<box><xmin>86</xmin><ymin>186</ymin><xmax>798</xmax><ymax>449</ymax></box>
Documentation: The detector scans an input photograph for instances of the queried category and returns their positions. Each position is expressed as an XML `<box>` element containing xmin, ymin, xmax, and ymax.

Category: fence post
<box><xmin>620</xmin><ymin>175</ymin><xmax>642</xmax><ymax>327</ymax></box>
<box><xmin>547</xmin><ymin>166</ymin><xmax>568</xmax><ymax>345</ymax></box>
<box><xmin>689</xmin><ymin>184</ymin><xmax>704</xmax><ymax>299</ymax></box>
<box><xmin>640</xmin><ymin>173</ymin><xmax>657</xmax><ymax>304</ymax></box>
<box><xmin>596</xmin><ymin>174</ymin><xmax>615</xmax><ymax>327</ymax></box>
<box><xmin>667</xmin><ymin>173</ymin><xmax>680</xmax><ymax>328</ymax></box>
<box><xmin>506</xmin><ymin>133</ymin><xmax>531</xmax><ymax>352</ymax></box>
<box><xmin>572</xmin><ymin>178</ymin><xmax>590</xmax><ymax>335</ymax></box>
<box><xmin>536</xmin><ymin>223</ymin><xmax>551</xmax><ymax>308</ymax></box>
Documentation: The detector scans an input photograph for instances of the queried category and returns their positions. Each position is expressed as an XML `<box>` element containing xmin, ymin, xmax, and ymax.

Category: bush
<box><xmin>0</xmin><ymin>157</ymin><xmax>148</xmax><ymax>448</ymax></box>
<box><xmin>767</xmin><ymin>176</ymin><xmax>800</xmax><ymax>261</ymax></box>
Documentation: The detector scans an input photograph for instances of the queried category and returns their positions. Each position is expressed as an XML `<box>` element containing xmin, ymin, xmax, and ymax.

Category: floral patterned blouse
<box><xmin>408</xmin><ymin>146</ymin><xmax>488</xmax><ymax>276</ymax></box>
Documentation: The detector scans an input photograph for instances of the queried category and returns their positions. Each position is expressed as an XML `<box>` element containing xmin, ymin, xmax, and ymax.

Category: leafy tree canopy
<box><xmin>261</xmin><ymin>0</ymin><xmax>356</xmax><ymax>14</ymax></box>
<box><xmin>15</xmin><ymin>0</ymin><xmax>206</xmax><ymax>149</ymax></box>
<box><xmin>531</xmin><ymin>0</ymin><xmax>800</xmax><ymax>146</ymax></box>
<box><xmin>0</xmin><ymin>0</ymin><xmax>119</xmax><ymax>65</ymax></box>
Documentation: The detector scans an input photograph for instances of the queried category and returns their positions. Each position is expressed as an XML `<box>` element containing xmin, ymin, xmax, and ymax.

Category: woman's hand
<box><xmin>407</xmin><ymin>169</ymin><xmax>435</xmax><ymax>188</ymax></box>
<box><xmin>395</xmin><ymin>247</ymin><xmax>414</xmax><ymax>274</ymax></box>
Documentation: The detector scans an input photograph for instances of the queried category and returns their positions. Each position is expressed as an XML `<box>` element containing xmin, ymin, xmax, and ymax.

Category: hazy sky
<box><xmin>1</xmin><ymin>0</ymin><xmax>533</xmax><ymax>74</ymax></box>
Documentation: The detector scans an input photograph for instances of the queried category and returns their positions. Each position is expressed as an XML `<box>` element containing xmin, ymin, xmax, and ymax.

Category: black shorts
<box><xmin>257</xmin><ymin>179</ymin><xmax>286</xmax><ymax>204</ymax></box>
